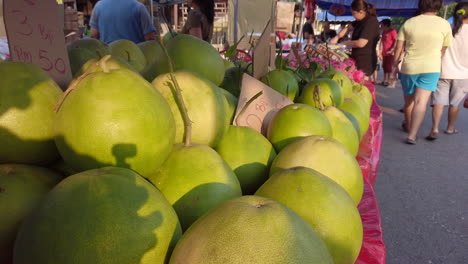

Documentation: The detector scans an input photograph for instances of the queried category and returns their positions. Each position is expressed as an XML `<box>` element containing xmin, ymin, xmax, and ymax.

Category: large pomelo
<box><xmin>138</xmin><ymin>40</ymin><xmax>165</xmax><ymax>82</ymax></box>
<box><xmin>319</xmin><ymin>69</ymin><xmax>353</xmax><ymax>98</ymax></box>
<box><xmin>339</xmin><ymin>94</ymin><xmax>370</xmax><ymax>139</ymax></box>
<box><xmin>342</xmin><ymin>110</ymin><xmax>362</xmax><ymax>139</ymax></box>
<box><xmin>148</xmin><ymin>144</ymin><xmax>241</xmax><ymax>231</ymax></box>
<box><xmin>169</xmin><ymin>195</ymin><xmax>333</xmax><ymax>264</ymax></box>
<box><xmin>323</xmin><ymin>106</ymin><xmax>360</xmax><ymax>156</ymax></box>
<box><xmin>215</xmin><ymin>126</ymin><xmax>276</xmax><ymax>194</ymax></box>
<box><xmin>152</xmin><ymin>71</ymin><xmax>226</xmax><ymax>147</ymax></box>
<box><xmin>220</xmin><ymin>89</ymin><xmax>237</xmax><ymax>126</ymax></box>
<box><xmin>75</xmin><ymin>55</ymin><xmax>136</xmax><ymax>77</ymax></box>
<box><xmin>256</xmin><ymin>167</ymin><xmax>363</xmax><ymax>264</ymax></box>
<box><xmin>67</xmin><ymin>39</ymin><xmax>110</xmax><ymax>76</ymax></box>
<box><xmin>261</xmin><ymin>69</ymin><xmax>299</xmax><ymax>101</ymax></box>
<box><xmin>219</xmin><ymin>66</ymin><xmax>245</xmax><ymax>97</ymax></box>
<box><xmin>54</xmin><ymin>67</ymin><xmax>175</xmax><ymax>178</ymax></box>
<box><xmin>297</xmin><ymin>78</ymin><xmax>343</xmax><ymax>108</ymax></box>
<box><xmin>270</xmin><ymin>136</ymin><xmax>363</xmax><ymax>205</ymax></box>
<box><xmin>109</xmin><ymin>39</ymin><xmax>147</xmax><ymax>73</ymax></box>
<box><xmin>267</xmin><ymin>104</ymin><xmax>332</xmax><ymax>152</ymax></box>
<box><xmin>13</xmin><ymin>167</ymin><xmax>182</xmax><ymax>264</ymax></box>
<box><xmin>0</xmin><ymin>62</ymin><xmax>63</xmax><ymax>165</ymax></box>
<box><xmin>0</xmin><ymin>164</ymin><xmax>62</xmax><ymax>264</ymax></box>
<box><xmin>353</xmin><ymin>83</ymin><xmax>373</xmax><ymax>110</ymax></box>
<box><xmin>157</xmin><ymin>34</ymin><xmax>225</xmax><ymax>86</ymax></box>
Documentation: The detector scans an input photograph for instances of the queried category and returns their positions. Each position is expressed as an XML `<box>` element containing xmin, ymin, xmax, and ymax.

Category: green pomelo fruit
<box><xmin>339</xmin><ymin>95</ymin><xmax>370</xmax><ymax>139</ymax></box>
<box><xmin>256</xmin><ymin>167</ymin><xmax>363</xmax><ymax>264</ymax></box>
<box><xmin>220</xmin><ymin>89</ymin><xmax>238</xmax><ymax>126</ymax></box>
<box><xmin>323</xmin><ymin>106</ymin><xmax>360</xmax><ymax>156</ymax></box>
<box><xmin>215</xmin><ymin>126</ymin><xmax>276</xmax><ymax>195</ymax></box>
<box><xmin>0</xmin><ymin>62</ymin><xmax>63</xmax><ymax>165</ymax></box>
<box><xmin>152</xmin><ymin>71</ymin><xmax>226</xmax><ymax>147</ymax></box>
<box><xmin>297</xmin><ymin>78</ymin><xmax>343</xmax><ymax>108</ymax></box>
<box><xmin>319</xmin><ymin>69</ymin><xmax>353</xmax><ymax>98</ymax></box>
<box><xmin>267</xmin><ymin>104</ymin><xmax>332</xmax><ymax>152</ymax></box>
<box><xmin>109</xmin><ymin>39</ymin><xmax>147</xmax><ymax>73</ymax></box>
<box><xmin>0</xmin><ymin>164</ymin><xmax>62</xmax><ymax>264</ymax></box>
<box><xmin>342</xmin><ymin>110</ymin><xmax>362</xmax><ymax>139</ymax></box>
<box><xmin>76</xmin><ymin>55</ymin><xmax>136</xmax><ymax>77</ymax></box>
<box><xmin>223</xmin><ymin>59</ymin><xmax>235</xmax><ymax>70</ymax></box>
<box><xmin>269</xmin><ymin>136</ymin><xmax>363</xmax><ymax>205</ymax></box>
<box><xmin>148</xmin><ymin>144</ymin><xmax>241</xmax><ymax>231</ymax></box>
<box><xmin>67</xmin><ymin>39</ymin><xmax>110</xmax><ymax>76</ymax></box>
<box><xmin>138</xmin><ymin>40</ymin><xmax>165</xmax><ymax>82</ymax></box>
<box><xmin>13</xmin><ymin>167</ymin><xmax>182</xmax><ymax>264</ymax></box>
<box><xmin>353</xmin><ymin>83</ymin><xmax>373</xmax><ymax>110</ymax></box>
<box><xmin>169</xmin><ymin>195</ymin><xmax>334</xmax><ymax>264</ymax></box>
<box><xmin>158</xmin><ymin>34</ymin><xmax>225</xmax><ymax>86</ymax></box>
<box><xmin>261</xmin><ymin>70</ymin><xmax>299</xmax><ymax>101</ymax></box>
<box><xmin>220</xmin><ymin>66</ymin><xmax>245</xmax><ymax>97</ymax></box>
<box><xmin>163</xmin><ymin>31</ymin><xmax>178</xmax><ymax>45</ymax></box>
<box><xmin>55</xmin><ymin>68</ymin><xmax>175</xmax><ymax>178</ymax></box>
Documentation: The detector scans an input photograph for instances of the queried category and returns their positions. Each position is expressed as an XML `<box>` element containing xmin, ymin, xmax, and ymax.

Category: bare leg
<box><xmin>446</xmin><ymin>106</ymin><xmax>460</xmax><ymax>132</ymax></box>
<box><xmin>430</xmin><ymin>104</ymin><xmax>444</xmax><ymax>135</ymax></box>
<box><xmin>407</xmin><ymin>88</ymin><xmax>433</xmax><ymax>140</ymax></box>
<box><xmin>403</xmin><ymin>94</ymin><xmax>415</xmax><ymax>132</ymax></box>
<box><xmin>384</xmin><ymin>73</ymin><xmax>390</xmax><ymax>84</ymax></box>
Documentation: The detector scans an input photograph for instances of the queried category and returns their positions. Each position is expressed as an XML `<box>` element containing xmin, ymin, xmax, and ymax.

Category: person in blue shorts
<box><xmin>393</xmin><ymin>0</ymin><xmax>452</xmax><ymax>144</ymax></box>
<box><xmin>90</xmin><ymin>0</ymin><xmax>157</xmax><ymax>44</ymax></box>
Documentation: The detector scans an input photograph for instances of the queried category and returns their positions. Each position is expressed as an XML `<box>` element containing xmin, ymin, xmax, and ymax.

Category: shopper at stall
<box><xmin>320</xmin><ymin>21</ymin><xmax>337</xmax><ymax>43</ymax></box>
<box><xmin>329</xmin><ymin>0</ymin><xmax>380</xmax><ymax>78</ymax></box>
<box><xmin>89</xmin><ymin>0</ymin><xmax>157</xmax><ymax>44</ymax></box>
<box><xmin>426</xmin><ymin>2</ymin><xmax>468</xmax><ymax>140</ymax></box>
<box><xmin>379</xmin><ymin>19</ymin><xmax>398</xmax><ymax>87</ymax></box>
<box><xmin>302</xmin><ymin>16</ymin><xmax>316</xmax><ymax>44</ymax></box>
<box><xmin>393</xmin><ymin>0</ymin><xmax>452</xmax><ymax>144</ymax></box>
<box><xmin>181</xmin><ymin>0</ymin><xmax>214</xmax><ymax>42</ymax></box>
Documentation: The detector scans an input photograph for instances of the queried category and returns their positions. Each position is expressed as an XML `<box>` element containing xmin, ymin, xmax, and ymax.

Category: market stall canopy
<box><xmin>316</xmin><ymin>0</ymin><xmax>460</xmax><ymax>17</ymax></box>
<box><xmin>316</xmin><ymin>10</ymin><xmax>391</xmax><ymax>22</ymax></box>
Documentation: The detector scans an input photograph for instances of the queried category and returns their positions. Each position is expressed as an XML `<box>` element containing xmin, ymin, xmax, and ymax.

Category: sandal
<box><xmin>425</xmin><ymin>132</ymin><xmax>438</xmax><ymax>141</ymax></box>
<box><xmin>444</xmin><ymin>129</ymin><xmax>459</xmax><ymax>135</ymax></box>
<box><xmin>405</xmin><ymin>138</ymin><xmax>417</xmax><ymax>145</ymax></box>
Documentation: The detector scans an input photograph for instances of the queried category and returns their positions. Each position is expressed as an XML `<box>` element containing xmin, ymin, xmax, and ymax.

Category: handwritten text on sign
<box><xmin>4</xmin><ymin>0</ymin><xmax>72</xmax><ymax>88</ymax></box>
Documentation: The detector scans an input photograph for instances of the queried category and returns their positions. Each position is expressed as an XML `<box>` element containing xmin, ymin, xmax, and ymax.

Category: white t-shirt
<box><xmin>441</xmin><ymin>24</ymin><xmax>468</xmax><ymax>79</ymax></box>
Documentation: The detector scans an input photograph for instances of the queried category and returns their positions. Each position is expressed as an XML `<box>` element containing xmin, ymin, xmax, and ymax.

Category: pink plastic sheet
<box><xmin>355</xmin><ymin>81</ymin><xmax>386</xmax><ymax>264</ymax></box>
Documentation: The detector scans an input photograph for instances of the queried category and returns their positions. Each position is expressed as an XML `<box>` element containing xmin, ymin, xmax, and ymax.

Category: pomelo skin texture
<box><xmin>219</xmin><ymin>66</ymin><xmax>244</xmax><ymax>97</ymax></box>
<box><xmin>256</xmin><ymin>167</ymin><xmax>363</xmax><ymax>264</ymax></box>
<box><xmin>169</xmin><ymin>195</ymin><xmax>334</xmax><ymax>264</ymax></box>
<box><xmin>298</xmin><ymin>78</ymin><xmax>343</xmax><ymax>108</ymax></box>
<box><xmin>0</xmin><ymin>164</ymin><xmax>62</xmax><ymax>264</ymax></box>
<box><xmin>148</xmin><ymin>144</ymin><xmax>242</xmax><ymax>231</ymax></box>
<box><xmin>323</xmin><ymin>106</ymin><xmax>360</xmax><ymax>156</ymax></box>
<box><xmin>261</xmin><ymin>69</ymin><xmax>299</xmax><ymax>101</ymax></box>
<box><xmin>353</xmin><ymin>83</ymin><xmax>373</xmax><ymax>110</ymax></box>
<box><xmin>319</xmin><ymin>69</ymin><xmax>353</xmax><ymax>98</ymax></box>
<box><xmin>152</xmin><ymin>71</ymin><xmax>227</xmax><ymax>147</ymax></box>
<box><xmin>13</xmin><ymin>167</ymin><xmax>182</xmax><ymax>264</ymax></box>
<box><xmin>109</xmin><ymin>39</ymin><xmax>147</xmax><ymax>73</ymax></box>
<box><xmin>267</xmin><ymin>104</ymin><xmax>332</xmax><ymax>152</ymax></box>
<box><xmin>339</xmin><ymin>94</ymin><xmax>370</xmax><ymax>139</ymax></box>
<box><xmin>157</xmin><ymin>34</ymin><xmax>225</xmax><ymax>86</ymax></box>
<box><xmin>67</xmin><ymin>39</ymin><xmax>110</xmax><ymax>76</ymax></box>
<box><xmin>215</xmin><ymin>126</ymin><xmax>276</xmax><ymax>195</ymax></box>
<box><xmin>54</xmin><ymin>68</ymin><xmax>176</xmax><ymax>178</ymax></box>
<box><xmin>270</xmin><ymin>136</ymin><xmax>363</xmax><ymax>205</ymax></box>
<box><xmin>76</xmin><ymin>55</ymin><xmax>136</xmax><ymax>77</ymax></box>
<box><xmin>138</xmin><ymin>40</ymin><xmax>165</xmax><ymax>82</ymax></box>
<box><xmin>0</xmin><ymin>62</ymin><xmax>63</xmax><ymax>165</ymax></box>
<box><xmin>220</xmin><ymin>89</ymin><xmax>238</xmax><ymax>127</ymax></box>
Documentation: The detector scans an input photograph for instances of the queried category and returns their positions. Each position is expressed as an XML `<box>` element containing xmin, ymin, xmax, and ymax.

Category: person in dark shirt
<box><xmin>181</xmin><ymin>0</ymin><xmax>214</xmax><ymax>42</ymax></box>
<box><xmin>302</xmin><ymin>17</ymin><xmax>315</xmax><ymax>44</ymax></box>
<box><xmin>320</xmin><ymin>21</ymin><xmax>337</xmax><ymax>43</ymax></box>
<box><xmin>330</xmin><ymin>0</ymin><xmax>380</xmax><ymax>77</ymax></box>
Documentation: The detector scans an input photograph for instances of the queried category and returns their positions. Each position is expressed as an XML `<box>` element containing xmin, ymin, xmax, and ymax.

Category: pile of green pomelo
<box><xmin>0</xmin><ymin>32</ymin><xmax>374</xmax><ymax>264</ymax></box>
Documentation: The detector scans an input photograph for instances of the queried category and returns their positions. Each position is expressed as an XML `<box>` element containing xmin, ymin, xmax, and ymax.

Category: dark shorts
<box><xmin>382</xmin><ymin>55</ymin><xmax>394</xmax><ymax>73</ymax></box>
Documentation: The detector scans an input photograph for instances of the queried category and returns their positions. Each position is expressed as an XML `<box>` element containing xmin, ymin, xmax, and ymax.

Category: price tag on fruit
<box><xmin>3</xmin><ymin>0</ymin><xmax>72</xmax><ymax>88</ymax></box>
<box><xmin>234</xmin><ymin>74</ymin><xmax>293</xmax><ymax>135</ymax></box>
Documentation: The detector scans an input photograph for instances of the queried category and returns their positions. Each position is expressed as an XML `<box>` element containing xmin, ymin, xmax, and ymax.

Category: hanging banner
<box><xmin>3</xmin><ymin>0</ymin><xmax>72</xmax><ymax>89</ymax></box>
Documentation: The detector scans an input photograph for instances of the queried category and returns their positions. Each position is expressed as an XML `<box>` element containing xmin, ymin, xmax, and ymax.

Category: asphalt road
<box><xmin>373</xmin><ymin>82</ymin><xmax>468</xmax><ymax>264</ymax></box>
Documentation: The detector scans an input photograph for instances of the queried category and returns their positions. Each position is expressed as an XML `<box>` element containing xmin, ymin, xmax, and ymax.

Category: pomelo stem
<box><xmin>100</xmin><ymin>55</ymin><xmax>111</xmax><ymax>73</ymax></box>
<box><xmin>157</xmin><ymin>41</ymin><xmax>193</xmax><ymax>146</ymax></box>
<box><xmin>313</xmin><ymin>85</ymin><xmax>325</xmax><ymax>111</ymax></box>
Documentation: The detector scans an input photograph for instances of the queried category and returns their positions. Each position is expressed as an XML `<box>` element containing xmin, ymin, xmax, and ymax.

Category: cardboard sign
<box><xmin>233</xmin><ymin>74</ymin><xmax>293</xmax><ymax>135</ymax></box>
<box><xmin>3</xmin><ymin>0</ymin><xmax>72</xmax><ymax>89</ymax></box>
<box><xmin>252</xmin><ymin>20</ymin><xmax>272</xmax><ymax>79</ymax></box>
<box><xmin>276</xmin><ymin>1</ymin><xmax>295</xmax><ymax>33</ymax></box>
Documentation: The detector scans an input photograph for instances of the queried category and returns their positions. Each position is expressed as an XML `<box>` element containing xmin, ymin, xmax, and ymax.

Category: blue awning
<box><xmin>316</xmin><ymin>11</ymin><xmax>391</xmax><ymax>22</ymax></box>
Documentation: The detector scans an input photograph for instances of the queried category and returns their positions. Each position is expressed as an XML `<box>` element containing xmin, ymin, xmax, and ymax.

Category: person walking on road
<box><xmin>393</xmin><ymin>0</ymin><xmax>453</xmax><ymax>144</ymax></box>
<box><xmin>379</xmin><ymin>19</ymin><xmax>398</xmax><ymax>87</ymax></box>
<box><xmin>427</xmin><ymin>2</ymin><xmax>468</xmax><ymax>140</ymax></box>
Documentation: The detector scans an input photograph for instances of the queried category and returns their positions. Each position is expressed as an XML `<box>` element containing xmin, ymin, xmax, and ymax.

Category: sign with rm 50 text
<box><xmin>3</xmin><ymin>0</ymin><xmax>72</xmax><ymax>88</ymax></box>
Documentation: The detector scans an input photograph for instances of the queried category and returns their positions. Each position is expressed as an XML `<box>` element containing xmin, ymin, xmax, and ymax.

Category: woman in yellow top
<box><xmin>181</xmin><ymin>0</ymin><xmax>214</xmax><ymax>42</ymax></box>
<box><xmin>393</xmin><ymin>0</ymin><xmax>452</xmax><ymax>144</ymax></box>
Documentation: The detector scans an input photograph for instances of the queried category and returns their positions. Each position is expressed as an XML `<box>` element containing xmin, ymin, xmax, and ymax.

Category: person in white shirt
<box><xmin>427</xmin><ymin>2</ymin><xmax>468</xmax><ymax>140</ymax></box>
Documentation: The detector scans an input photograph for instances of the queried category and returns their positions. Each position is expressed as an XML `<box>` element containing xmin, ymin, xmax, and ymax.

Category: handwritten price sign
<box><xmin>233</xmin><ymin>74</ymin><xmax>293</xmax><ymax>136</ymax></box>
<box><xmin>4</xmin><ymin>0</ymin><xmax>72</xmax><ymax>88</ymax></box>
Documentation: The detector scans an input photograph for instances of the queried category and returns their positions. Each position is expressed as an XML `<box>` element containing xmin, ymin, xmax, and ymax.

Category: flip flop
<box><xmin>425</xmin><ymin>132</ymin><xmax>438</xmax><ymax>141</ymax></box>
<box><xmin>444</xmin><ymin>129</ymin><xmax>459</xmax><ymax>135</ymax></box>
<box><xmin>405</xmin><ymin>138</ymin><xmax>417</xmax><ymax>145</ymax></box>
